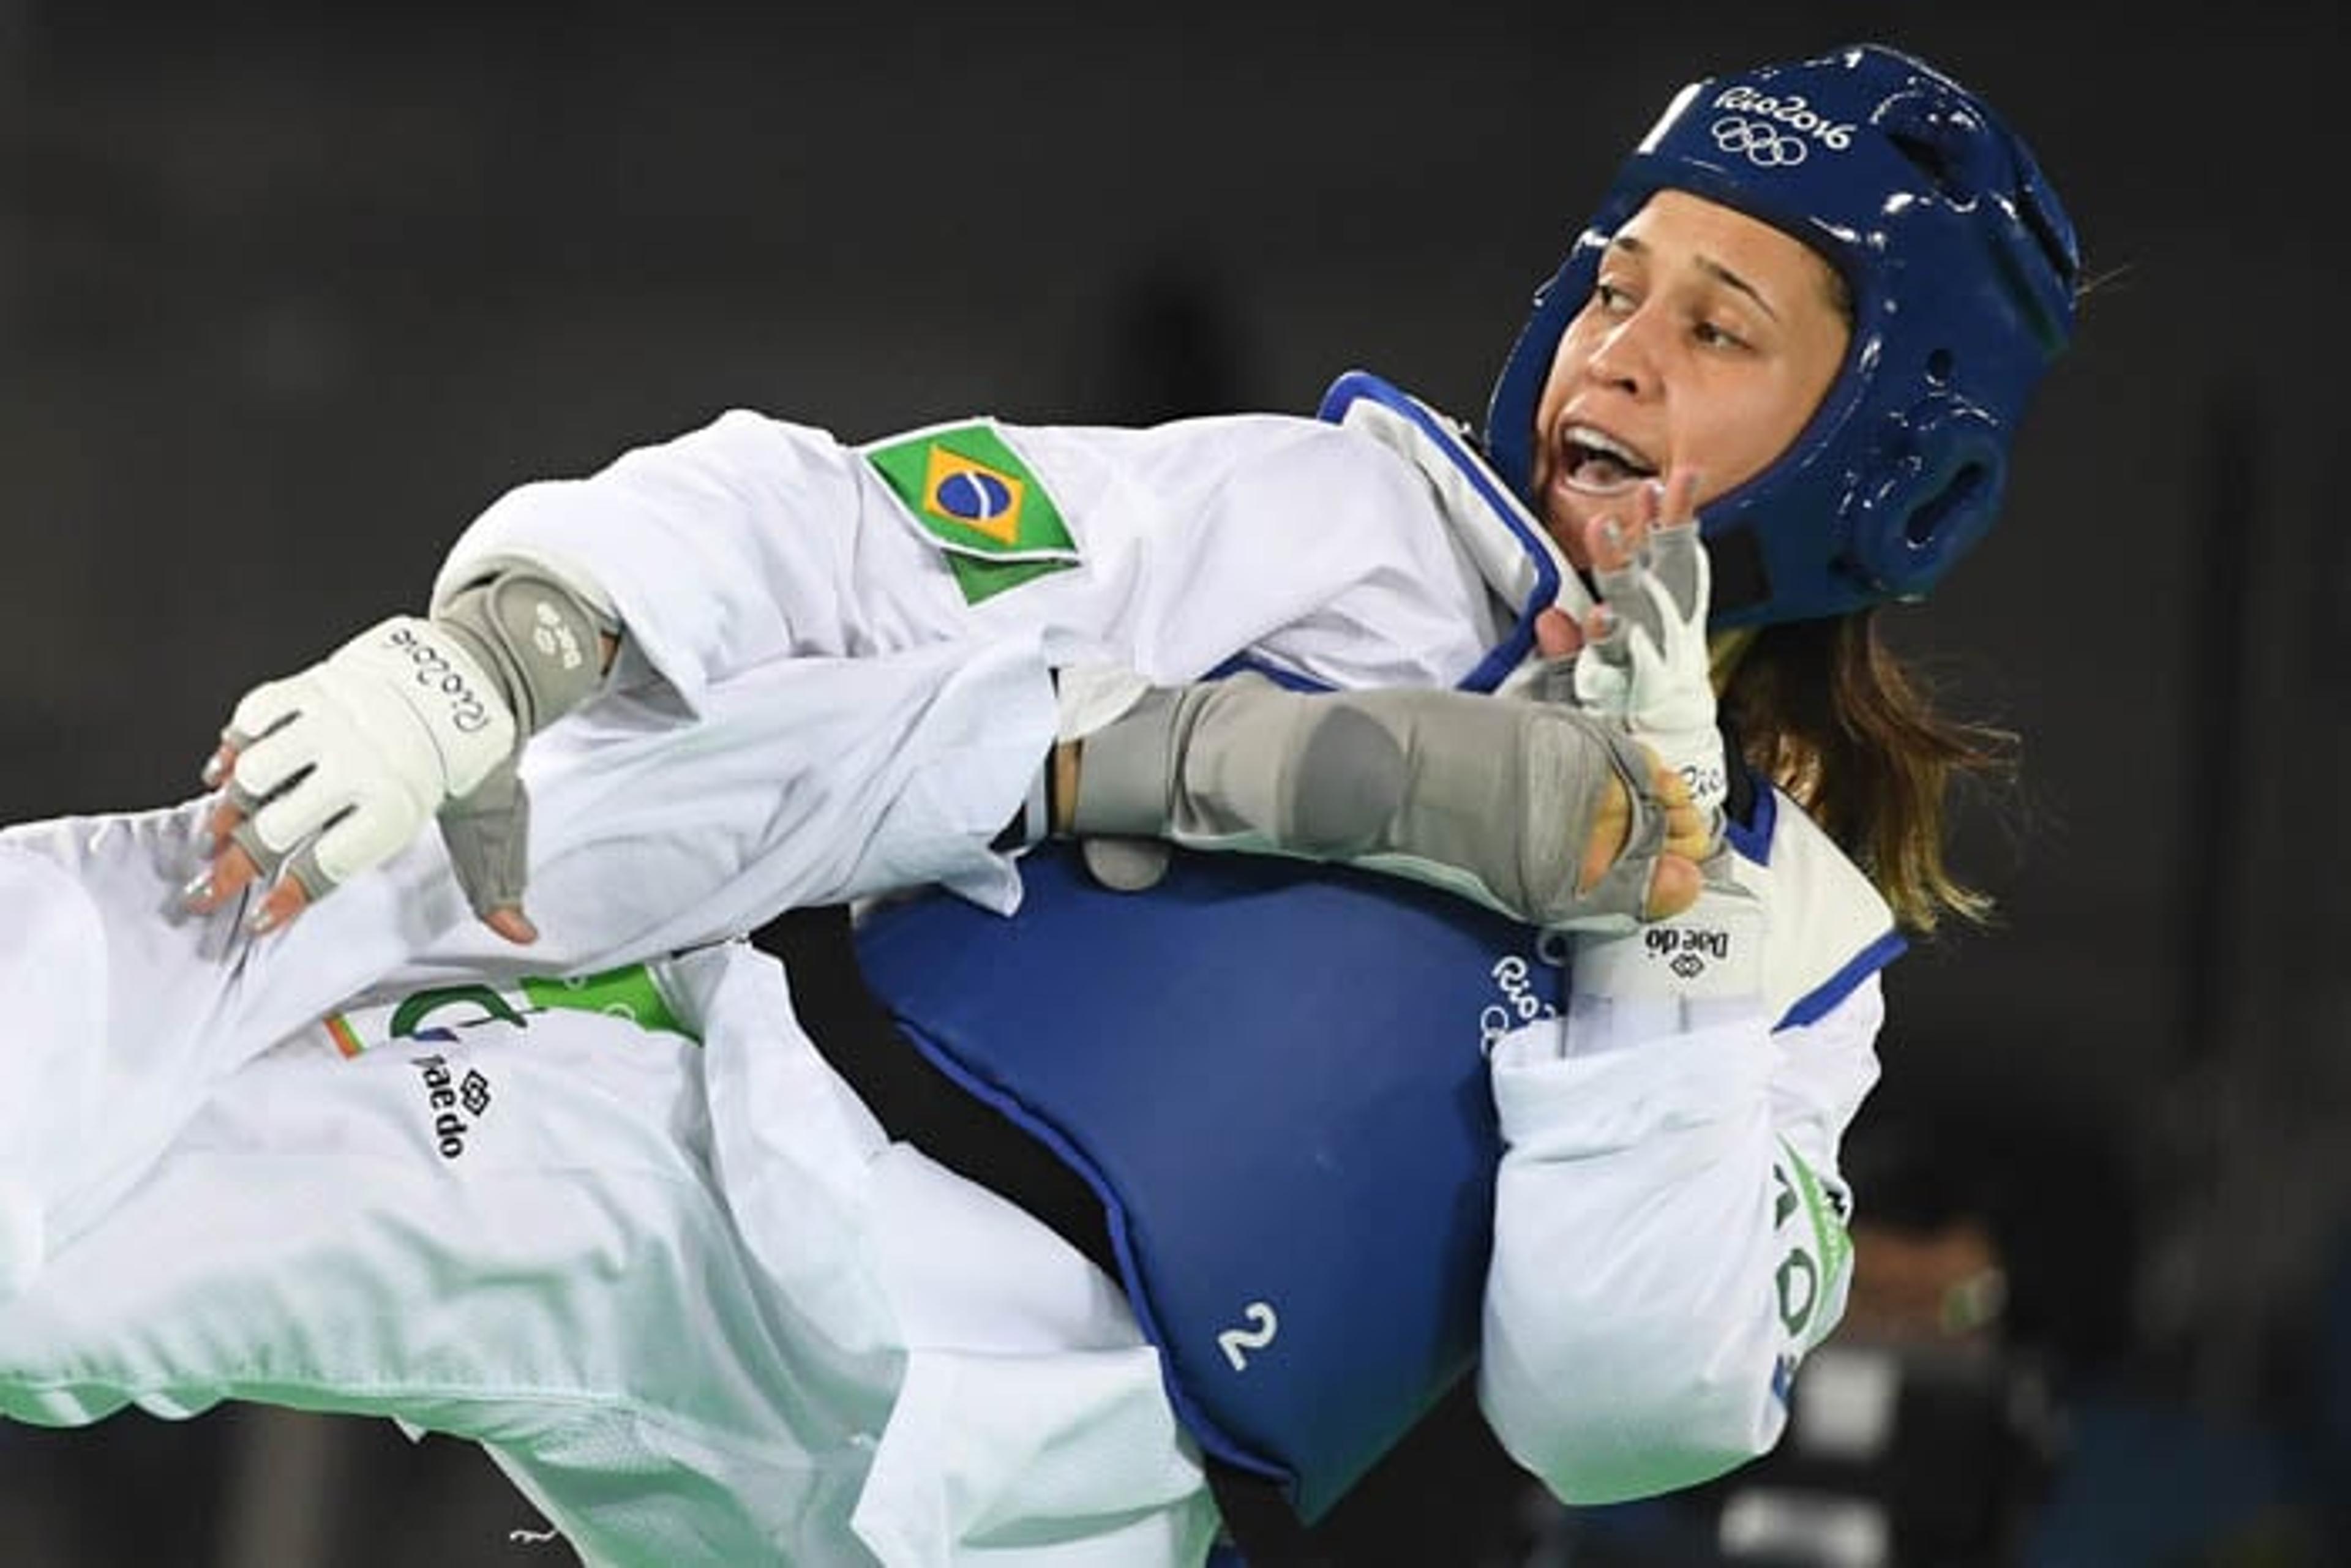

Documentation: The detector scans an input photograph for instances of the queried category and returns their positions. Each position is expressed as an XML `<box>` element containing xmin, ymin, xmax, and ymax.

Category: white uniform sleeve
<box><xmin>429</xmin><ymin>410</ymin><xmax>880</xmax><ymax>710</ymax></box>
<box><xmin>428</xmin><ymin>410</ymin><xmax>1510</xmax><ymax>713</ymax></box>
<box><xmin>1476</xmin><ymin>975</ymin><xmax>1882</xmax><ymax>1504</ymax></box>
<box><xmin>394</xmin><ymin>630</ymin><xmax>1065</xmax><ymax>983</ymax></box>
<box><xmin>0</xmin><ymin>631</ymin><xmax>1061</xmax><ymax>1297</ymax></box>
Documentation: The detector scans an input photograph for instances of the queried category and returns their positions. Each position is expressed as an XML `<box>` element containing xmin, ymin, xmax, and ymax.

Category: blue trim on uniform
<box><xmin>1725</xmin><ymin>772</ymin><xmax>1777</xmax><ymax>868</ymax></box>
<box><xmin>1316</xmin><ymin>370</ymin><xmax>1560</xmax><ymax>695</ymax></box>
<box><xmin>1776</xmin><ymin>929</ymin><xmax>1908</xmax><ymax>1032</ymax></box>
<box><xmin>890</xmin><ymin>1018</ymin><xmax>1295</xmax><ymax>1491</ymax></box>
<box><xmin>1205</xmin><ymin>653</ymin><xmax>1332</xmax><ymax>693</ymax></box>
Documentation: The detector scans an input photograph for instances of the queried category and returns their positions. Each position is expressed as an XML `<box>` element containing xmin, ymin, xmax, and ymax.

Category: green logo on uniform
<box><xmin>866</xmin><ymin>422</ymin><xmax>1078</xmax><ymax>604</ymax></box>
<box><xmin>384</xmin><ymin>964</ymin><xmax>692</xmax><ymax>1044</ymax></box>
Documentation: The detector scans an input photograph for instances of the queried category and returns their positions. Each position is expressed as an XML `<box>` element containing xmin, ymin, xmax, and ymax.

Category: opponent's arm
<box><xmin>185</xmin><ymin>411</ymin><xmax>1517</xmax><ymax>944</ymax></box>
<box><xmin>183</xmin><ymin>409</ymin><xmax>904</xmax><ymax>943</ymax></box>
<box><xmin>1044</xmin><ymin>675</ymin><xmax>1710</xmax><ymax>928</ymax></box>
<box><xmin>1034</xmin><ymin>470</ymin><xmax>1727</xmax><ymax>929</ymax></box>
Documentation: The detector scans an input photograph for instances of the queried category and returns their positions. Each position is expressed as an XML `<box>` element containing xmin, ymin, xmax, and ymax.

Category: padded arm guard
<box><xmin>1069</xmin><ymin>675</ymin><xmax>1671</xmax><ymax>931</ymax></box>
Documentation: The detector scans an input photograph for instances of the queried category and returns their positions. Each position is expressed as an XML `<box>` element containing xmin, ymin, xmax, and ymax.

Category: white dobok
<box><xmin>0</xmin><ymin>405</ymin><xmax>1886</xmax><ymax>1564</ymax></box>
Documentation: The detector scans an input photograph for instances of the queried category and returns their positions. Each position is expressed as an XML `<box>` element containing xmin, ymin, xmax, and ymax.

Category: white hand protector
<box><xmin>1573</xmin><ymin>508</ymin><xmax>1728</xmax><ymax>825</ymax></box>
<box><xmin>223</xmin><ymin>617</ymin><xmax>516</xmax><ymax>902</ymax></box>
<box><xmin>221</xmin><ymin>571</ymin><xmax>609</xmax><ymax>917</ymax></box>
<box><xmin>1067</xmin><ymin>674</ymin><xmax>1674</xmax><ymax>931</ymax></box>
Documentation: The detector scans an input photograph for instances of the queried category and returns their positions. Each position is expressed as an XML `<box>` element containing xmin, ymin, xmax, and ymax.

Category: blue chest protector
<box><xmin>853</xmin><ymin>844</ymin><xmax>1562</xmax><ymax>1523</ymax></box>
<box><xmin>853</xmin><ymin>370</ymin><xmax>1581</xmax><ymax>1523</ymax></box>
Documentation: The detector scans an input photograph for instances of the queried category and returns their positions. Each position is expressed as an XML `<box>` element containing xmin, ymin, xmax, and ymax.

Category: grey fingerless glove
<box><xmin>426</xmin><ymin>571</ymin><xmax>612</xmax><ymax>920</ymax></box>
<box><xmin>432</xmin><ymin>571</ymin><xmax>612</xmax><ymax>738</ymax></box>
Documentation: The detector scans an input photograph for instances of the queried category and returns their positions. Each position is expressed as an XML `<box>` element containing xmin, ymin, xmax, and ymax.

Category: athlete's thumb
<box><xmin>437</xmin><ymin>757</ymin><xmax>538</xmax><ymax>943</ymax></box>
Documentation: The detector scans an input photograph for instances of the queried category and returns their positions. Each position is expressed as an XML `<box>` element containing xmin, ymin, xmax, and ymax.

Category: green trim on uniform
<box><xmin>1778</xmin><ymin>1136</ymin><xmax>1854</xmax><ymax>1289</ymax></box>
<box><xmin>520</xmin><ymin>966</ymin><xmax>689</xmax><ymax>1039</ymax></box>
<box><xmin>945</xmin><ymin>553</ymin><xmax>1072</xmax><ymax>604</ymax></box>
<box><xmin>865</xmin><ymin>421</ymin><xmax>1079</xmax><ymax>604</ymax></box>
<box><xmin>340</xmin><ymin>962</ymin><xmax>698</xmax><ymax>1052</ymax></box>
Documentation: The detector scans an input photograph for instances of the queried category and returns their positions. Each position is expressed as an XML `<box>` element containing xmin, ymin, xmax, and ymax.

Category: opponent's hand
<box><xmin>184</xmin><ymin>616</ymin><xmax>534</xmax><ymax>939</ymax></box>
<box><xmin>184</xmin><ymin>569</ymin><xmax>610</xmax><ymax>940</ymax></box>
<box><xmin>1565</xmin><ymin>471</ymin><xmax>1729</xmax><ymax>827</ymax></box>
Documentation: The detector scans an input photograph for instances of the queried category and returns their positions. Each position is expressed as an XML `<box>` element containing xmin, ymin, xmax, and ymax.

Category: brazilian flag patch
<box><xmin>865</xmin><ymin>421</ymin><xmax>1079</xmax><ymax>606</ymax></box>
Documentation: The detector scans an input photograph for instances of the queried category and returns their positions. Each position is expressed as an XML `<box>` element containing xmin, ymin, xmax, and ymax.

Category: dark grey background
<box><xmin>0</xmin><ymin>1</ymin><xmax>2343</xmax><ymax>1562</ymax></box>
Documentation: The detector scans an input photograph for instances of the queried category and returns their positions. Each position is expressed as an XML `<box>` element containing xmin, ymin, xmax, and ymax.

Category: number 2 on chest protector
<box><xmin>1218</xmin><ymin>1301</ymin><xmax>1280</xmax><ymax>1371</ymax></box>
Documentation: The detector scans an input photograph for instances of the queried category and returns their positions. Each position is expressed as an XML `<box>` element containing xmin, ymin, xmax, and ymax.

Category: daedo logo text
<box><xmin>410</xmin><ymin>1051</ymin><xmax>494</xmax><ymax>1160</ymax></box>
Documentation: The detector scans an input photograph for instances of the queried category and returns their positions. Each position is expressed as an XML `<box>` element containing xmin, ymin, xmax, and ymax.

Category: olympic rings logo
<box><xmin>1711</xmin><ymin>115</ymin><xmax>1808</xmax><ymax>168</ymax></box>
<box><xmin>1711</xmin><ymin>86</ymin><xmax>1856</xmax><ymax>151</ymax></box>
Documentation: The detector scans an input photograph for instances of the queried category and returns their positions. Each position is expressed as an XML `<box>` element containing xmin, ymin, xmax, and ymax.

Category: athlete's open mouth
<box><xmin>1557</xmin><ymin>424</ymin><xmax>1658</xmax><ymax>494</ymax></box>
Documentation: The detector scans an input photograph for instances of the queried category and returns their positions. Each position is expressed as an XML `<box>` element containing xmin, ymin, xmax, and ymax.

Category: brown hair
<box><xmin>1718</xmin><ymin>610</ymin><xmax>2014</xmax><ymax>935</ymax></box>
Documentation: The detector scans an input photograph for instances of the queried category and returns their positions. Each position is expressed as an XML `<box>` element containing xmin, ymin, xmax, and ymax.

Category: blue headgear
<box><xmin>1485</xmin><ymin>44</ymin><xmax>2080</xmax><ymax>627</ymax></box>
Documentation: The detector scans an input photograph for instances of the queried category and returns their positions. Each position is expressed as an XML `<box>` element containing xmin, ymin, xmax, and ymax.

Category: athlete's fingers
<box><xmin>194</xmin><ymin>737</ymin><xmax>247</xmax><ymax>861</ymax></box>
<box><xmin>214</xmin><ymin>857</ymin><xmax>537</xmax><ymax>942</ymax></box>
<box><xmin>1577</xmin><ymin>729</ymin><xmax>1702</xmax><ymax>920</ymax></box>
<box><xmin>1584</xmin><ymin>512</ymin><xmax>1635</xmax><ymax>574</ymax></box>
<box><xmin>198</xmin><ymin>791</ymin><xmax>248</xmax><ymax>860</ymax></box>
<box><xmin>1630</xmin><ymin>477</ymin><xmax>1662</xmax><ymax>533</ymax></box>
<box><xmin>182</xmin><ymin>836</ymin><xmax>264</xmax><ymax>913</ymax></box>
<box><xmin>482</xmin><ymin>906</ymin><xmax>540</xmax><ymax>946</ymax></box>
<box><xmin>1653</xmin><ymin>764</ymin><xmax>1711</xmax><ymax>862</ymax></box>
<box><xmin>1580</xmin><ymin>774</ymin><xmax>1632</xmax><ymax>897</ymax></box>
<box><xmin>1581</xmin><ymin>751</ymin><xmax>1706</xmax><ymax>901</ymax></box>
<box><xmin>1583</xmin><ymin>510</ymin><xmax>1654</xmax><ymax>664</ymax></box>
<box><xmin>1664</xmin><ymin>803</ymin><xmax>1708</xmax><ymax>861</ymax></box>
<box><xmin>1579</xmin><ymin>767</ymin><xmax>1697</xmax><ymax>902</ymax></box>
<box><xmin>1655</xmin><ymin>467</ymin><xmax>1704</xmax><ymax>533</ymax></box>
<box><xmin>243</xmin><ymin>873</ymin><xmax>315</xmax><ymax>937</ymax></box>
<box><xmin>1626</xmin><ymin>496</ymin><xmax>1655</xmax><ymax>553</ymax></box>
<box><xmin>1534</xmin><ymin>606</ymin><xmax>1584</xmax><ymax>659</ymax></box>
<box><xmin>1641</xmin><ymin>853</ymin><xmax>1702</xmax><ymax>921</ymax></box>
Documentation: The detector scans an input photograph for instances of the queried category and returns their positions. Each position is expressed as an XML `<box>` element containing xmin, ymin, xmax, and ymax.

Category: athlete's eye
<box><xmin>1695</xmin><ymin>319</ymin><xmax>1750</xmax><ymax>351</ymax></box>
<box><xmin>1592</xmin><ymin>280</ymin><xmax>1635</xmax><ymax>315</ymax></box>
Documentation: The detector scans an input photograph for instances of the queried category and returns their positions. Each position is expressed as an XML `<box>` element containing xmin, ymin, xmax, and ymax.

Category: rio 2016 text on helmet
<box><xmin>1485</xmin><ymin>43</ymin><xmax>2082</xmax><ymax>628</ymax></box>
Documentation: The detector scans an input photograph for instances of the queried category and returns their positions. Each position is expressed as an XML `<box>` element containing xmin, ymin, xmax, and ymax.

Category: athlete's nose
<box><xmin>1583</xmin><ymin>313</ymin><xmax>1660</xmax><ymax>399</ymax></box>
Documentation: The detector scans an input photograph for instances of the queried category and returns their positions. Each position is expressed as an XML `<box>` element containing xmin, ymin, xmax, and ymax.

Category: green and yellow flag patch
<box><xmin>865</xmin><ymin>421</ymin><xmax>1079</xmax><ymax>604</ymax></box>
